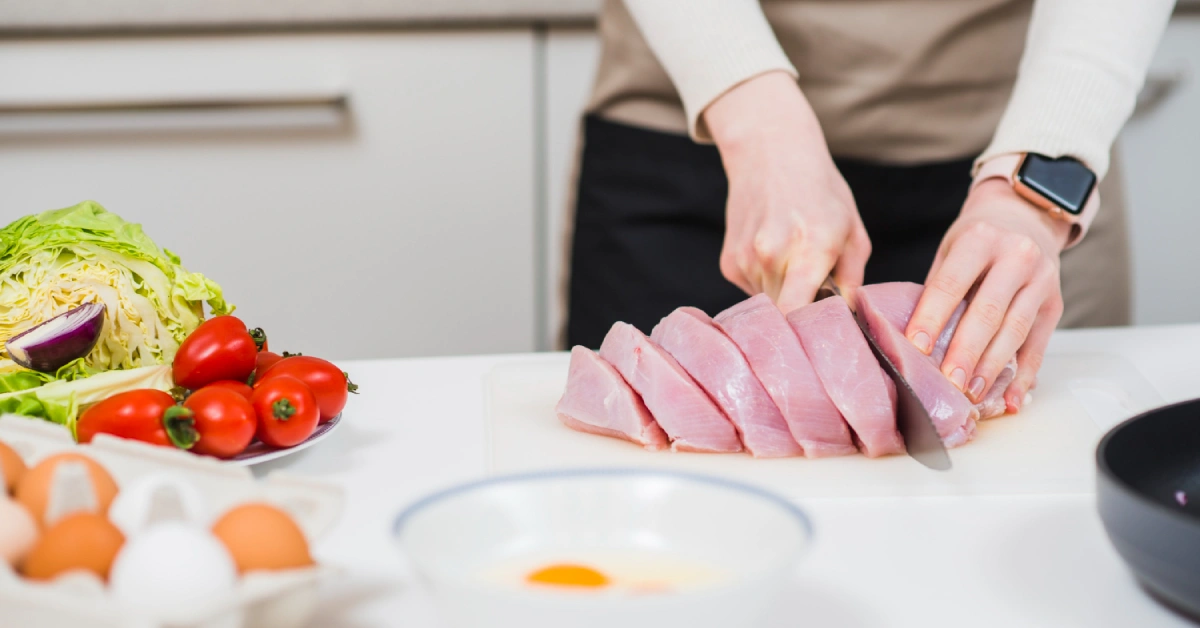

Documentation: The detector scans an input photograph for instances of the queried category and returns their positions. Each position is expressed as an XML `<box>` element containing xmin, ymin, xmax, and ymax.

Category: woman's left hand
<box><xmin>904</xmin><ymin>179</ymin><xmax>1074</xmax><ymax>413</ymax></box>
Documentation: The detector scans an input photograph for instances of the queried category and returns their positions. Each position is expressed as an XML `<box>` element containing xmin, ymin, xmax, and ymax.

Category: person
<box><xmin>563</xmin><ymin>0</ymin><xmax>1175</xmax><ymax>413</ymax></box>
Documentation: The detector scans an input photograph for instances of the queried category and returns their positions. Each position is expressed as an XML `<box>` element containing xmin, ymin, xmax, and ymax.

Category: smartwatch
<box><xmin>971</xmin><ymin>153</ymin><xmax>1100</xmax><ymax>249</ymax></box>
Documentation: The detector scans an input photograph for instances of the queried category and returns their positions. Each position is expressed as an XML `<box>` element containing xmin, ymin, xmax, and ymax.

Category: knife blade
<box><xmin>816</xmin><ymin>276</ymin><xmax>952</xmax><ymax>471</ymax></box>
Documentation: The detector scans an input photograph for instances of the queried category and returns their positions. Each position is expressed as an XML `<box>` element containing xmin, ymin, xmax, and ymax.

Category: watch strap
<box><xmin>971</xmin><ymin>153</ymin><xmax>1099</xmax><ymax>249</ymax></box>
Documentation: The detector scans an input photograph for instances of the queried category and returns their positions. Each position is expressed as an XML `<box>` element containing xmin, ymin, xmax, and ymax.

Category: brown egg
<box><xmin>21</xmin><ymin>512</ymin><xmax>124</xmax><ymax>581</ymax></box>
<box><xmin>0</xmin><ymin>440</ymin><xmax>26</xmax><ymax>495</ymax></box>
<box><xmin>211</xmin><ymin>503</ymin><xmax>313</xmax><ymax>573</ymax></box>
<box><xmin>16</xmin><ymin>453</ymin><xmax>119</xmax><ymax>524</ymax></box>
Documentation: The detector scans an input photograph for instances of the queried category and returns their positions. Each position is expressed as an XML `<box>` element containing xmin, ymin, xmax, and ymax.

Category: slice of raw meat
<box><xmin>651</xmin><ymin>307</ymin><xmax>804</xmax><ymax>458</ymax></box>
<box><xmin>556</xmin><ymin>346</ymin><xmax>669</xmax><ymax>450</ymax></box>
<box><xmin>865</xmin><ymin>282</ymin><xmax>1014</xmax><ymax>420</ymax></box>
<box><xmin>714</xmin><ymin>295</ymin><xmax>856</xmax><ymax>457</ymax></box>
<box><xmin>786</xmin><ymin>297</ymin><xmax>904</xmax><ymax>457</ymax></box>
<box><xmin>855</xmin><ymin>284</ymin><xmax>978</xmax><ymax>448</ymax></box>
<box><xmin>598</xmin><ymin>322</ymin><xmax>742</xmax><ymax>453</ymax></box>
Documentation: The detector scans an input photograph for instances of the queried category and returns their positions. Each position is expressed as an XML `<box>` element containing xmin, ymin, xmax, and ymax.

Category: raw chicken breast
<box><xmin>855</xmin><ymin>284</ymin><xmax>978</xmax><ymax>448</ymax></box>
<box><xmin>598</xmin><ymin>322</ymin><xmax>742</xmax><ymax>453</ymax></box>
<box><xmin>865</xmin><ymin>282</ymin><xmax>1013</xmax><ymax>420</ymax></box>
<box><xmin>652</xmin><ymin>307</ymin><xmax>804</xmax><ymax>458</ymax></box>
<box><xmin>714</xmin><ymin>295</ymin><xmax>856</xmax><ymax>457</ymax></box>
<box><xmin>556</xmin><ymin>346</ymin><xmax>669</xmax><ymax>450</ymax></box>
<box><xmin>786</xmin><ymin>297</ymin><xmax>904</xmax><ymax>457</ymax></box>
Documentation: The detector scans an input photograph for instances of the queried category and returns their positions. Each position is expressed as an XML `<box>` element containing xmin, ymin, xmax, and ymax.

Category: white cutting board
<box><xmin>484</xmin><ymin>352</ymin><xmax>1163</xmax><ymax>498</ymax></box>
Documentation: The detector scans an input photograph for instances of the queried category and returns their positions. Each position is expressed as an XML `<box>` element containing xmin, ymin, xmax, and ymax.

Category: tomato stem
<box><xmin>345</xmin><ymin>372</ymin><xmax>360</xmax><ymax>394</ymax></box>
<box><xmin>249</xmin><ymin>327</ymin><xmax>268</xmax><ymax>352</ymax></box>
<box><xmin>169</xmin><ymin>386</ymin><xmax>191</xmax><ymax>403</ymax></box>
<box><xmin>282</xmin><ymin>351</ymin><xmax>303</xmax><ymax>358</ymax></box>
<box><xmin>163</xmin><ymin>405</ymin><xmax>199</xmax><ymax>449</ymax></box>
<box><xmin>272</xmin><ymin>398</ymin><xmax>297</xmax><ymax>421</ymax></box>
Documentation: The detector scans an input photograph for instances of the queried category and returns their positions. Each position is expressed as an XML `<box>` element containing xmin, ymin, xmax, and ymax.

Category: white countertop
<box><xmin>265</xmin><ymin>324</ymin><xmax>1200</xmax><ymax>627</ymax></box>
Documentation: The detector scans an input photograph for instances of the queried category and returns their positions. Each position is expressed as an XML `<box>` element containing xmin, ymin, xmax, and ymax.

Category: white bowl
<box><xmin>392</xmin><ymin>469</ymin><xmax>813</xmax><ymax>628</ymax></box>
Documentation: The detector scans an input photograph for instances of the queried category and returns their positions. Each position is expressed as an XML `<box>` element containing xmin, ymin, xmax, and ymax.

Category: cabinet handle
<box><xmin>0</xmin><ymin>92</ymin><xmax>349</xmax><ymax>135</ymax></box>
<box><xmin>1132</xmin><ymin>70</ymin><xmax>1186</xmax><ymax>119</ymax></box>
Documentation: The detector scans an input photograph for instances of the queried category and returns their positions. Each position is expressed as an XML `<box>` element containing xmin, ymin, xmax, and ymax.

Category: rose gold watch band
<box><xmin>970</xmin><ymin>153</ymin><xmax>1099</xmax><ymax>249</ymax></box>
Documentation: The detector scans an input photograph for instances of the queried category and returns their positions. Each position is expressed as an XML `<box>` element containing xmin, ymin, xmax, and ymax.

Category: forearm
<box><xmin>977</xmin><ymin>0</ymin><xmax>1175</xmax><ymax>179</ymax></box>
<box><xmin>623</xmin><ymin>0</ymin><xmax>797</xmax><ymax>142</ymax></box>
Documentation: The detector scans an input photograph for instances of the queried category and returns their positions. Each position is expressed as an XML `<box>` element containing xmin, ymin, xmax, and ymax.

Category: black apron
<box><xmin>565</xmin><ymin>115</ymin><xmax>973</xmax><ymax>350</ymax></box>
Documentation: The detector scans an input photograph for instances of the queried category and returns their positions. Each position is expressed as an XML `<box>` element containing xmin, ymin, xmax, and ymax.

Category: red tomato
<box><xmin>173</xmin><ymin>316</ymin><xmax>257</xmax><ymax>390</ymax></box>
<box><xmin>205</xmin><ymin>380</ymin><xmax>254</xmax><ymax>402</ymax></box>
<box><xmin>255</xmin><ymin>356</ymin><xmax>356</xmax><ymax>423</ymax></box>
<box><xmin>253</xmin><ymin>351</ymin><xmax>283</xmax><ymax>382</ymax></box>
<box><xmin>77</xmin><ymin>390</ymin><xmax>197</xmax><ymax>449</ymax></box>
<box><xmin>184</xmin><ymin>387</ymin><xmax>257</xmax><ymax>459</ymax></box>
<box><xmin>250</xmin><ymin>376</ymin><xmax>319</xmax><ymax>448</ymax></box>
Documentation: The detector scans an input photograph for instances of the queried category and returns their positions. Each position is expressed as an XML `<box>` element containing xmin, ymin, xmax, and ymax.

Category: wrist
<box><xmin>703</xmin><ymin>71</ymin><xmax>825</xmax><ymax>164</ymax></box>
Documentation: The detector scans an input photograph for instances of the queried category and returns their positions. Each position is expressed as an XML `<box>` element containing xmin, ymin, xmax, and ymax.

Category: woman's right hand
<box><xmin>704</xmin><ymin>71</ymin><xmax>871</xmax><ymax>314</ymax></box>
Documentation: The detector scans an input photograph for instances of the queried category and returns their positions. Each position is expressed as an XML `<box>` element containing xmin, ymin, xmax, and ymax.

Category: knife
<box><xmin>816</xmin><ymin>276</ymin><xmax>952</xmax><ymax>471</ymax></box>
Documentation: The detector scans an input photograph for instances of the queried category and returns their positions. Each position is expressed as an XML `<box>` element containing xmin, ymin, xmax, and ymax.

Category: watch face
<box><xmin>1015</xmin><ymin>154</ymin><xmax>1096</xmax><ymax>215</ymax></box>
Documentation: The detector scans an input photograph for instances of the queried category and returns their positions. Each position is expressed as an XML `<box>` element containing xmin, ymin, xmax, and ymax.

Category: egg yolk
<box><xmin>526</xmin><ymin>564</ymin><xmax>610</xmax><ymax>588</ymax></box>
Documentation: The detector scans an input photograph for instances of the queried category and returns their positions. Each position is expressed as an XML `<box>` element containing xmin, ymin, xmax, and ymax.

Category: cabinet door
<box><xmin>1120</xmin><ymin>18</ymin><xmax>1200</xmax><ymax>325</ymax></box>
<box><xmin>0</xmin><ymin>32</ymin><xmax>537</xmax><ymax>359</ymax></box>
<box><xmin>543</xmin><ymin>28</ymin><xmax>601</xmax><ymax>350</ymax></box>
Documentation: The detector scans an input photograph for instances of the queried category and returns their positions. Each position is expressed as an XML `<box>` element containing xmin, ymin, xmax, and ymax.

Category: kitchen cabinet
<box><xmin>1119</xmin><ymin>17</ymin><xmax>1200</xmax><ymax>325</ymax></box>
<box><xmin>541</xmin><ymin>27</ymin><xmax>601</xmax><ymax>350</ymax></box>
<box><xmin>0</xmin><ymin>32</ymin><xmax>538</xmax><ymax>360</ymax></box>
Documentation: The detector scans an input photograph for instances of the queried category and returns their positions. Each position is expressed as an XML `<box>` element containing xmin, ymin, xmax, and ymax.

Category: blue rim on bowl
<box><xmin>392</xmin><ymin>467</ymin><xmax>814</xmax><ymax>540</ymax></box>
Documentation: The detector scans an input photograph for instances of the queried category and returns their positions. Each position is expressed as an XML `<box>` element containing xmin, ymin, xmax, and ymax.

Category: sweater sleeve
<box><xmin>975</xmin><ymin>0</ymin><xmax>1175</xmax><ymax>179</ymax></box>
<box><xmin>622</xmin><ymin>0</ymin><xmax>797</xmax><ymax>142</ymax></box>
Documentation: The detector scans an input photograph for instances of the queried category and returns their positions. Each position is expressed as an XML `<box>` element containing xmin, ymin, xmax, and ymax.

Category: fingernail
<box><xmin>948</xmin><ymin>367</ymin><xmax>967</xmax><ymax>391</ymax></box>
<box><xmin>912</xmin><ymin>331</ymin><xmax>932</xmax><ymax>354</ymax></box>
<box><xmin>967</xmin><ymin>376</ymin><xmax>985</xmax><ymax>402</ymax></box>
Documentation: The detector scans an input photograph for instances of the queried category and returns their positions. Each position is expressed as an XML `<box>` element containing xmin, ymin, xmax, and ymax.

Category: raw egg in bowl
<box><xmin>392</xmin><ymin>469</ymin><xmax>813</xmax><ymax>628</ymax></box>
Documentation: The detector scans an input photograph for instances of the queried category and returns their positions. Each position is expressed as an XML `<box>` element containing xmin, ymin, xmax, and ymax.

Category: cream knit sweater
<box><xmin>622</xmin><ymin>0</ymin><xmax>1175</xmax><ymax>179</ymax></box>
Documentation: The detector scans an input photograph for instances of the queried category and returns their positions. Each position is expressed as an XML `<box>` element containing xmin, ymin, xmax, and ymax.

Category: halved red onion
<box><xmin>5</xmin><ymin>303</ymin><xmax>107</xmax><ymax>373</ymax></box>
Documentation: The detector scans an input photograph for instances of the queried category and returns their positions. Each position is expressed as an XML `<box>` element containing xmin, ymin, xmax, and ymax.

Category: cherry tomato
<box><xmin>184</xmin><ymin>387</ymin><xmax>257</xmax><ymax>459</ymax></box>
<box><xmin>173</xmin><ymin>316</ymin><xmax>257</xmax><ymax>390</ymax></box>
<box><xmin>205</xmin><ymin>380</ymin><xmax>254</xmax><ymax>402</ymax></box>
<box><xmin>77</xmin><ymin>390</ymin><xmax>197</xmax><ymax>449</ymax></box>
<box><xmin>251</xmin><ymin>376</ymin><xmax>319</xmax><ymax>448</ymax></box>
<box><xmin>255</xmin><ymin>356</ymin><xmax>357</xmax><ymax>423</ymax></box>
<box><xmin>253</xmin><ymin>351</ymin><xmax>283</xmax><ymax>382</ymax></box>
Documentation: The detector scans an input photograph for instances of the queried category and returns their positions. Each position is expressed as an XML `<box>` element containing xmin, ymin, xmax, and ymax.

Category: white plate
<box><xmin>229</xmin><ymin>412</ymin><xmax>343</xmax><ymax>466</ymax></box>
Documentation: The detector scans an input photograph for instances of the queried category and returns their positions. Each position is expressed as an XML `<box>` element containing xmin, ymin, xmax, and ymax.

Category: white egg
<box><xmin>109</xmin><ymin>522</ymin><xmax>240</xmax><ymax>626</ymax></box>
<box><xmin>107</xmin><ymin>473</ymin><xmax>209</xmax><ymax>537</ymax></box>
<box><xmin>0</xmin><ymin>496</ymin><xmax>38</xmax><ymax>566</ymax></box>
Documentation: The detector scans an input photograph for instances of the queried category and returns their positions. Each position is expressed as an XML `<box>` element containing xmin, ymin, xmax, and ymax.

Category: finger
<box><xmin>1005</xmin><ymin>295</ymin><xmax>1063</xmax><ymax>412</ymax></box>
<box><xmin>777</xmin><ymin>246</ymin><xmax>838</xmax><ymax>314</ymax></box>
<box><xmin>905</xmin><ymin>225</ymin><xmax>998</xmax><ymax>354</ymax></box>
<box><xmin>833</xmin><ymin>225</ymin><xmax>871</xmax><ymax>297</ymax></box>
<box><xmin>719</xmin><ymin>251</ymin><xmax>756</xmax><ymax>296</ymax></box>
<box><xmin>940</xmin><ymin>245</ymin><xmax>1039</xmax><ymax>394</ymax></box>
<box><xmin>960</xmin><ymin>280</ymin><xmax>1042</xmax><ymax>402</ymax></box>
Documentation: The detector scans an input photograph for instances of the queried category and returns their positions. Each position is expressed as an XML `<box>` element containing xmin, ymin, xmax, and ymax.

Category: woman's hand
<box><xmin>905</xmin><ymin>179</ymin><xmax>1073</xmax><ymax>412</ymax></box>
<box><xmin>704</xmin><ymin>71</ymin><xmax>871</xmax><ymax>314</ymax></box>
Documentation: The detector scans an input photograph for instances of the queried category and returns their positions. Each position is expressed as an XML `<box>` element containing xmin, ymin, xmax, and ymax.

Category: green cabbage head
<box><xmin>0</xmin><ymin>201</ymin><xmax>231</xmax><ymax>372</ymax></box>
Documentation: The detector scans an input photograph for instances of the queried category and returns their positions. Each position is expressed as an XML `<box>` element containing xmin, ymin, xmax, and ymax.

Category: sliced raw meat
<box><xmin>556</xmin><ymin>346</ymin><xmax>669</xmax><ymax>450</ymax></box>
<box><xmin>786</xmin><ymin>297</ymin><xmax>903</xmax><ymax>457</ymax></box>
<box><xmin>865</xmin><ymin>282</ymin><xmax>1014</xmax><ymax>420</ymax></box>
<box><xmin>651</xmin><ymin>307</ymin><xmax>803</xmax><ymax>458</ymax></box>
<box><xmin>714</xmin><ymin>295</ymin><xmax>856</xmax><ymax>458</ymax></box>
<box><xmin>855</xmin><ymin>284</ymin><xmax>978</xmax><ymax>448</ymax></box>
<box><xmin>598</xmin><ymin>322</ymin><xmax>742</xmax><ymax>453</ymax></box>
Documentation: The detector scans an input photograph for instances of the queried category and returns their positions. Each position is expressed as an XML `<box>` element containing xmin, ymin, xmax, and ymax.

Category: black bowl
<box><xmin>1097</xmin><ymin>397</ymin><xmax>1200</xmax><ymax>618</ymax></box>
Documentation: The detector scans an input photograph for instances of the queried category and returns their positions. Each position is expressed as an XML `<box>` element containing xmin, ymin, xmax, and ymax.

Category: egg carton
<box><xmin>0</xmin><ymin>413</ymin><xmax>345</xmax><ymax>628</ymax></box>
